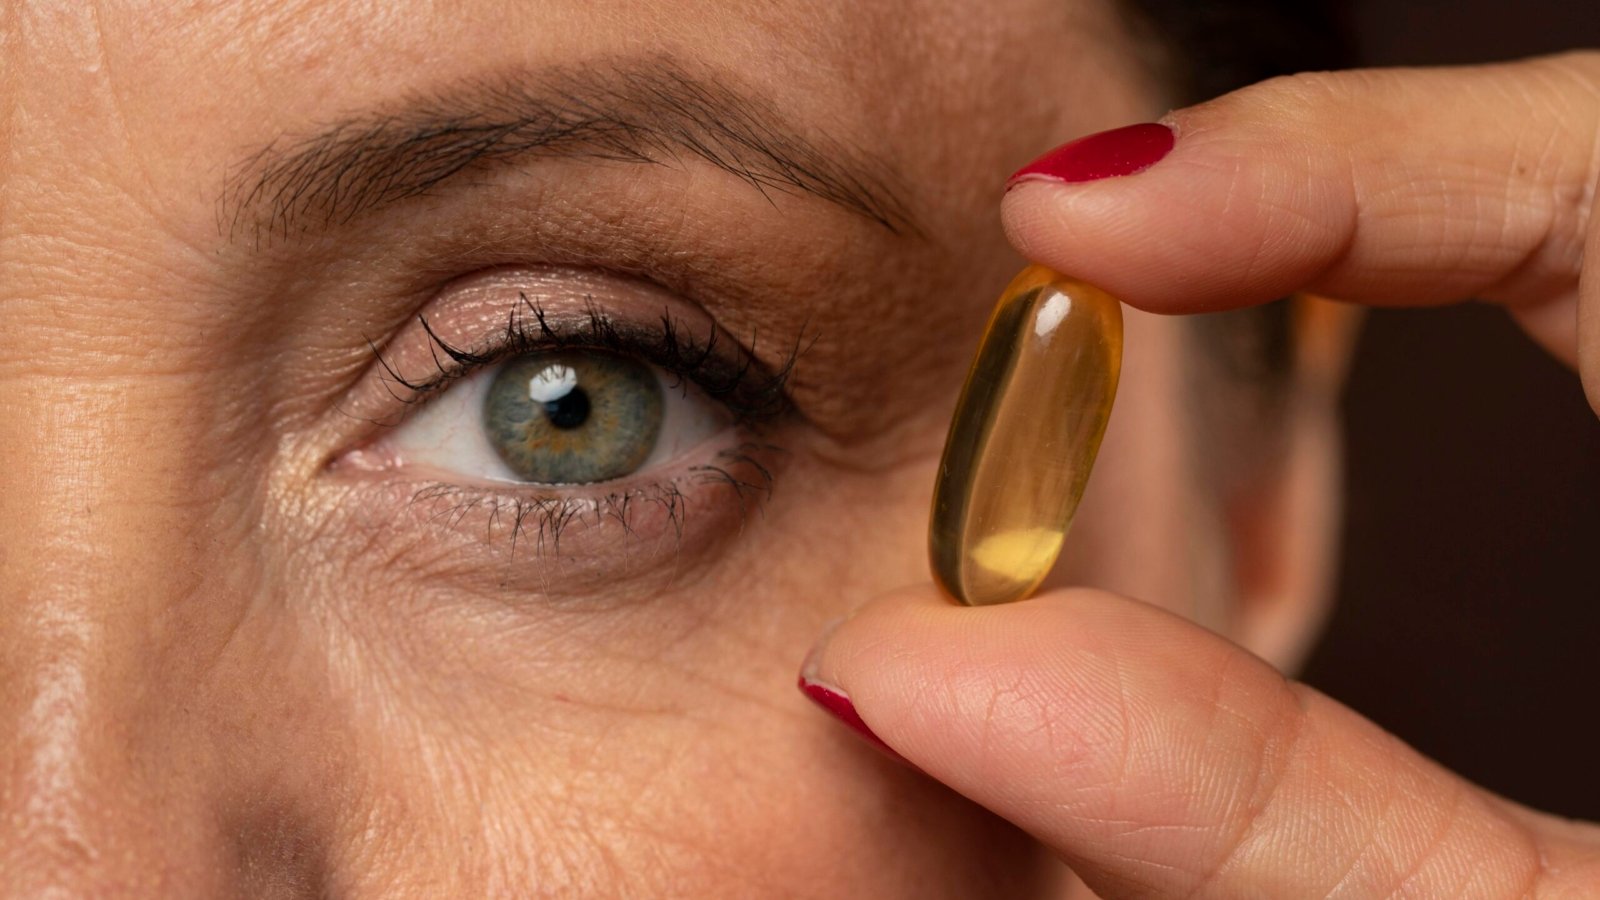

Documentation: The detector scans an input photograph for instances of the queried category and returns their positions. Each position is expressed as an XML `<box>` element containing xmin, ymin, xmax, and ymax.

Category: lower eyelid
<box><xmin>324</xmin><ymin>427</ymin><xmax>788</xmax><ymax>594</ymax></box>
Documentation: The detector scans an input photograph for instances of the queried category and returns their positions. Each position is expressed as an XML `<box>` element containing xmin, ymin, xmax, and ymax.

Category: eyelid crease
<box><xmin>373</xmin><ymin>292</ymin><xmax>804</xmax><ymax>427</ymax></box>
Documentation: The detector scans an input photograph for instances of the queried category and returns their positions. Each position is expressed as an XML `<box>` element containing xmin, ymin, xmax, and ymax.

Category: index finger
<box><xmin>999</xmin><ymin>54</ymin><xmax>1600</xmax><ymax>406</ymax></box>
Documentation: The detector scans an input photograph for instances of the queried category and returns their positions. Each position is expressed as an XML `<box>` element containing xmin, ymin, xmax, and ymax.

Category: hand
<box><xmin>801</xmin><ymin>587</ymin><xmax>1600</xmax><ymax>897</ymax></box>
<box><xmin>799</xmin><ymin>53</ymin><xmax>1600</xmax><ymax>898</ymax></box>
<box><xmin>1002</xmin><ymin>52</ymin><xmax>1600</xmax><ymax>419</ymax></box>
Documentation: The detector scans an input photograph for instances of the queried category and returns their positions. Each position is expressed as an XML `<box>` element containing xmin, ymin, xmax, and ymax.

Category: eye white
<box><xmin>380</xmin><ymin>356</ymin><xmax>730</xmax><ymax>485</ymax></box>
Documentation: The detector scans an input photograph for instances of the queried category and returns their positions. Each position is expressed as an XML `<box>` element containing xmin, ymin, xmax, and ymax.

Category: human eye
<box><xmin>377</xmin><ymin>341</ymin><xmax>735</xmax><ymax>487</ymax></box>
<box><xmin>329</xmin><ymin>268</ymin><xmax>795</xmax><ymax>575</ymax></box>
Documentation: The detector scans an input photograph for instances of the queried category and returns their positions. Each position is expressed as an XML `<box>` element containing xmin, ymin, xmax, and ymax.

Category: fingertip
<box><xmin>798</xmin><ymin>586</ymin><xmax>1168</xmax><ymax>767</ymax></box>
<box><xmin>1002</xmin><ymin>122</ymin><xmax>1176</xmax><ymax>189</ymax></box>
<box><xmin>802</xmin><ymin>585</ymin><xmax>957</xmax><ymax>686</ymax></box>
<box><xmin>997</xmin><ymin>181</ymin><xmax>1070</xmax><ymax>269</ymax></box>
<box><xmin>795</xmin><ymin>585</ymin><xmax>960</xmax><ymax>763</ymax></box>
<box><xmin>998</xmin><ymin>99</ymin><xmax>1359</xmax><ymax>315</ymax></box>
<box><xmin>997</xmin><ymin>164</ymin><xmax>1253</xmax><ymax>314</ymax></box>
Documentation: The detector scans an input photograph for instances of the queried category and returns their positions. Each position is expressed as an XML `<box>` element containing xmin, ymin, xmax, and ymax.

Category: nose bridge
<box><xmin>0</xmin><ymin>14</ymin><xmax>302</xmax><ymax>893</ymax></box>
<box><xmin>0</xmin><ymin>365</ymin><xmax>250</xmax><ymax>893</ymax></box>
<box><xmin>0</xmin><ymin>593</ymin><xmax>153</xmax><ymax>894</ymax></box>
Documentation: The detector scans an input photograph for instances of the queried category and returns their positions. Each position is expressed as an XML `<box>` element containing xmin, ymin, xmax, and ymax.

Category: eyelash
<box><xmin>404</xmin><ymin>441</ymin><xmax>781</xmax><ymax>558</ymax></box>
<box><xmin>367</xmin><ymin>293</ymin><xmax>800</xmax><ymax>551</ymax></box>
<box><xmin>374</xmin><ymin>293</ymin><xmax>800</xmax><ymax>422</ymax></box>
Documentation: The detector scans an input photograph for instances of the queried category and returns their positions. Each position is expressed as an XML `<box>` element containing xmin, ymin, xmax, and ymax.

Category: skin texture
<box><xmin>0</xmin><ymin>0</ymin><xmax>1344</xmax><ymax>897</ymax></box>
<box><xmin>806</xmin><ymin>53</ymin><xmax>1600</xmax><ymax>898</ymax></box>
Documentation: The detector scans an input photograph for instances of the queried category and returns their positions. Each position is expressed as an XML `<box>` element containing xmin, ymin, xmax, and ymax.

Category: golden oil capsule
<box><xmin>929</xmin><ymin>265</ymin><xmax>1123</xmax><ymax>606</ymax></box>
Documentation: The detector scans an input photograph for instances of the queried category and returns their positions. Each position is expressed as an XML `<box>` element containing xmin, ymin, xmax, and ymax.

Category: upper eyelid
<box><xmin>371</xmin><ymin>294</ymin><xmax>802</xmax><ymax>425</ymax></box>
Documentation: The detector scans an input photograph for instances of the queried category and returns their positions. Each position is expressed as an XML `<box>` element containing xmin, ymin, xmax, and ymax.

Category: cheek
<box><xmin>258</xmin><ymin>452</ymin><xmax>1059</xmax><ymax>895</ymax></box>
<box><xmin>766</xmin><ymin>455</ymin><xmax>941</xmax><ymax>597</ymax></box>
<box><xmin>324</xmin><ymin>677</ymin><xmax>1057</xmax><ymax>894</ymax></box>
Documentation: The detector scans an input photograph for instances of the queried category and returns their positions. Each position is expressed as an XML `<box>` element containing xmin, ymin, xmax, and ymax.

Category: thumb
<box><xmin>799</xmin><ymin>587</ymin><xmax>1600</xmax><ymax>898</ymax></box>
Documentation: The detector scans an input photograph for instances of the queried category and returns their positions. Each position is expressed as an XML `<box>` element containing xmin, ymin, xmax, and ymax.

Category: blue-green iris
<box><xmin>483</xmin><ymin>350</ymin><xmax>664</xmax><ymax>484</ymax></box>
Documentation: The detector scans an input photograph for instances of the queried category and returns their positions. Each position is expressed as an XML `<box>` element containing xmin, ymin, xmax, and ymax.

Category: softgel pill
<box><xmin>929</xmin><ymin>266</ymin><xmax>1123</xmax><ymax>606</ymax></box>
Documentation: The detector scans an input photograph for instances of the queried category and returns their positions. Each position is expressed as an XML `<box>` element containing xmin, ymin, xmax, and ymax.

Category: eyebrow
<box><xmin>222</xmin><ymin>57</ymin><xmax>917</xmax><ymax>247</ymax></box>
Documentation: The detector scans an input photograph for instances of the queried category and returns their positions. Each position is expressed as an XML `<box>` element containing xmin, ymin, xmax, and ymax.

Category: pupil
<box><xmin>542</xmin><ymin>387</ymin><xmax>591</xmax><ymax>430</ymax></box>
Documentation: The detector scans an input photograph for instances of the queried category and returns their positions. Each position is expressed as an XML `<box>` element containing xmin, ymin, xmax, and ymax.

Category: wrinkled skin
<box><xmin>0</xmin><ymin>1</ymin><xmax>1339</xmax><ymax>896</ymax></box>
<box><xmin>811</xmin><ymin>50</ymin><xmax>1600</xmax><ymax>899</ymax></box>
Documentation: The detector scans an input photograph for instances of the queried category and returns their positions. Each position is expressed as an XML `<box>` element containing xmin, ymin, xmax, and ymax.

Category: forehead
<box><xmin>3</xmin><ymin>0</ymin><xmax>1158</xmax><ymax>435</ymax></box>
<box><xmin>4</xmin><ymin>0</ymin><xmax>1157</xmax><ymax>442</ymax></box>
<box><xmin>9</xmin><ymin>0</ymin><xmax>1145</xmax><ymax>207</ymax></box>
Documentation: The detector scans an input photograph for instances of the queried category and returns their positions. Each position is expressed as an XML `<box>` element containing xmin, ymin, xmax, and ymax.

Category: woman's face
<box><xmin>0</xmin><ymin>0</ymin><xmax>1337</xmax><ymax>895</ymax></box>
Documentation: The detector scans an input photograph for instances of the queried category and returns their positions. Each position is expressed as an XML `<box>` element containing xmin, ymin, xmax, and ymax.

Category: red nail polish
<box><xmin>797</xmin><ymin>676</ymin><xmax>906</xmax><ymax>762</ymax></box>
<box><xmin>1006</xmin><ymin>122</ymin><xmax>1175</xmax><ymax>189</ymax></box>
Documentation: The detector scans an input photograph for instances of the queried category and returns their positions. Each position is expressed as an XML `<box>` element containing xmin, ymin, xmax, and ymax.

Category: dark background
<box><xmin>1298</xmin><ymin>1</ymin><xmax>1600</xmax><ymax>818</ymax></box>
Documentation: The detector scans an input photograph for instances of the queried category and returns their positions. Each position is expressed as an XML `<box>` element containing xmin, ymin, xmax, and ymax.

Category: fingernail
<box><xmin>1006</xmin><ymin>122</ymin><xmax>1175</xmax><ymax>190</ymax></box>
<box><xmin>797</xmin><ymin>675</ymin><xmax>908</xmax><ymax>763</ymax></box>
